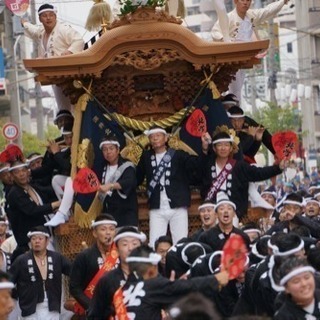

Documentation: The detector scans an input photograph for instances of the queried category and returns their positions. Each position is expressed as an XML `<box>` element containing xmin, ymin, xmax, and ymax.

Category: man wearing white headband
<box><xmin>21</xmin><ymin>4</ymin><xmax>84</xmax><ymax>111</ymax></box>
<box><xmin>267</xmin><ymin>193</ymin><xmax>320</xmax><ymax>239</ymax></box>
<box><xmin>199</xmin><ymin>192</ymin><xmax>250</xmax><ymax>252</ymax></box>
<box><xmin>9</xmin><ymin>226</ymin><xmax>71</xmax><ymax>320</ymax></box>
<box><xmin>0</xmin><ymin>163</ymin><xmax>13</xmax><ymax>216</ymax></box>
<box><xmin>137</xmin><ymin>126</ymin><xmax>198</xmax><ymax>247</ymax></box>
<box><xmin>69</xmin><ymin>214</ymin><xmax>118</xmax><ymax>316</ymax></box>
<box><xmin>190</xmin><ymin>200</ymin><xmax>216</xmax><ymax>241</ymax></box>
<box><xmin>304</xmin><ymin>198</ymin><xmax>320</xmax><ymax>221</ymax></box>
<box><xmin>0</xmin><ymin>270</ymin><xmax>15</xmax><ymax>320</ymax></box>
<box><xmin>6</xmin><ymin>161</ymin><xmax>60</xmax><ymax>260</ymax></box>
<box><xmin>200</xmin><ymin>129</ymin><xmax>285</xmax><ymax>220</ymax></box>
<box><xmin>88</xmin><ymin>226</ymin><xmax>145</xmax><ymax>318</ymax></box>
<box><xmin>110</xmin><ymin>245</ymin><xmax>228</xmax><ymax>320</ymax></box>
<box><xmin>274</xmin><ymin>256</ymin><xmax>319</xmax><ymax>319</ymax></box>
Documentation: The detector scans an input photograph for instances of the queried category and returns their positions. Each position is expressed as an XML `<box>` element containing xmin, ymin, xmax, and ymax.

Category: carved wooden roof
<box><xmin>23</xmin><ymin>7</ymin><xmax>269</xmax><ymax>89</ymax></box>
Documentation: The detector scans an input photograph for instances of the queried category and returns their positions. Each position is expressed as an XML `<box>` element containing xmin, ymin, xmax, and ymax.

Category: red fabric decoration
<box><xmin>221</xmin><ymin>234</ymin><xmax>248</xmax><ymax>280</ymax></box>
<box><xmin>73</xmin><ymin>168</ymin><xmax>100</xmax><ymax>194</ymax></box>
<box><xmin>185</xmin><ymin>109</ymin><xmax>207</xmax><ymax>137</ymax></box>
<box><xmin>0</xmin><ymin>144</ymin><xmax>24</xmax><ymax>163</ymax></box>
<box><xmin>272</xmin><ymin>131</ymin><xmax>298</xmax><ymax>160</ymax></box>
<box><xmin>5</xmin><ymin>0</ymin><xmax>29</xmax><ymax>15</ymax></box>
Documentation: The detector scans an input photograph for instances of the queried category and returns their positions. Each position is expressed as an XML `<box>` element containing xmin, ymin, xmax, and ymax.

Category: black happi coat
<box><xmin>274</xmin><ymin>290</ymin><xmax>320</xmax><ymax>320</ymax></box>
<box><xmin>100</xmin><ymin>157</ymin><xmax>138</xmax><ymax>227</ymax></box>
<box><xmin>199</xmin><ymin>225</ymin><xmax>251</xmax><ymax>252</ymax></box>
<box><xmin>118</xmin><ymin>273</ymin><xmax>221</xmax><ymax>320</ymax></box>
<box><xmin>69</xmin><ymin>243</ymin><xmax>118</xmax><ymax>310</ymax></box>
<box><xmin>136</xmin><ymin>149</ymin><xmax>198</xmax><ymax>209</ymax></box>
<box><xmin>9</xmin><ymin>250</ymin><xmax>71</xmax><ymax>317</ymax></box>
<box><xmin>87</xmin><ymin>265</ymin><xmax>127</xmax><ymax>319</ymax></box>
<box><xmin>200</xmin><ymin>154</ymin><xmax>282</xmax><ymax>218</ymax></box>
<box><xmin>7</xmin><ymin>184</ymin><xmax>55</xmax><ymax>250</ymax></box>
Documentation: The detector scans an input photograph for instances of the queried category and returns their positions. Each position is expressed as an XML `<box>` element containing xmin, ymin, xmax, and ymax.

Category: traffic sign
<box><xmin>2</xmin><ymin>123</ymin><xmax>19</xmax><ymax>141</ymax></box>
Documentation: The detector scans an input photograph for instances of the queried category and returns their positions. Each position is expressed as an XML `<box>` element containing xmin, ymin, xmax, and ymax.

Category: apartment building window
<box><xmin>192</xmin><ymin>0</ymin><xmax>200</xmax><ymax>4</ymax></box>
<box><xmin>287</xmin><ymin>42</ymin><xmax>293</xmax><ymax>53</ymax></box>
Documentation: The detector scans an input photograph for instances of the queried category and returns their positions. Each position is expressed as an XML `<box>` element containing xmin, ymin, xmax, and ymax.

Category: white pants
<box><xmin>20</xmin><ymin>300</ymin><xmax>59</xmax><ymax>320</ymax></box>
<box><xmin>149</xmin><ymin>207</ymin><xmax>188</xmax><ymax>248</ymax></box>
<box><xmin>57</xmin><ymin>177</ymin><xmax>74</xmax><ymax>217</ymax></box>
<box><xmin>52</xmin><ymin>175</ymin><xmax>68</xmax><ymax>201</ymax></box>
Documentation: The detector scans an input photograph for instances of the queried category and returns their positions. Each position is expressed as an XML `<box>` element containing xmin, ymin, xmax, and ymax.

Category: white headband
<box><xmin>305</xmin><ymin>199</ymin><xmax>320</xmax><ymax>206</ymax></box>
<box><xmin>126</xmin><ymin>253</ymin><xmax>161</xmax><ymax>265</ymax></box>
<box><xmin>313</xmin><ymin>192</ymin><xmax>320</xmax><ymax>199</ymax></box>
<box><xmin>212</xmin><ymin>138</ymin><xmax>233</xmax><ymax>145</ymax></box>
<box><xmin>0</xmin><ymin>282</ymin><xmax>14</xmax><ymax>289</ymax></box>
<box><xmin>0</xmin><ymin>166</ymin><xmax>10</xmax><ymax>173</ymax></box>
<box><xmin>251</xmin><ymin>243</ymin><xmax>266</xmax><ymax>259</ymax></box>
<box><xmin>216</xmin><ymin>200</ymin><xmax>236</xmax><ymax>211</ymax></box>
<box><xmin>61</xmin><ymin>128</ymin><xmax>72</xmax><ymax>135</ymax></box>
<box><xmin>280</xmin><ymin>266</ymin><xmax>315</xmax><ymax>286</ymax></box>
<box><xmin>99</xmin><ymin>141</ymin><xmax>120</xmax><ymax>150</ymax></box>
<box><xmin>181</xmin><ymin>242</ymin><xmax>206</xmax><ymax>266</ymax></box>
<box><xmin>26</xmin><ymin>155</ymin><xmax>43</xmax><ymax>165</ymax></box>
<box><xmin>38</xmin><ymin>6</ymin><xmax>57</xmax><ymax>15</ymax></box>
<box><xmin>113</xmin><ymin>231</ymin><xmax>146</xmax><ymax>243</ymax></box>
<box><xmin>273</xmin><ymin>239</ymin><xmax>305</xmax><ymax>257</ymax></box>
<box><xmin>9</xmin><ymin>163</ymin><xmax>28</xmax><ymax>172</ymax></box>
<box><xmin>27</xmin><ymin>231</ymin><xmax>50</xmax><ymax>238</ymax></box>
<box><xmin>222</xmin><ymin>100</ymin><xmax>238</xmax><ymax>106</ymax></box>
<box><xmin>0</xmin><ymin>220</ymin><xmax>8</xmax><ymax>226</ymax></box>
<box><xmin>243</xmin><ymin>228</ymin><xmax>261</xmax><ymax>235</ymax></box>
<box><xmin>198</xmin><ymin>203</ymin><xmax>215</xmax><ymax>211</ymax></box>
<box><xmin>208</xmin><ymin>251</ymin><xmax>223</xmax><ymax>274</ymax></box>
<box><xmin>227</xmin><ymin>112</ymin><xmax>244</xmax><ymax>118</ymax></box>
<box><xmin>283</xmin><ymin>200</ymin><xmax>303</xmax><ymax>207</ymax></box>
<box><xmin>267</xmin><ymin>239</ymin><xmax>279</xmax><ymax>252</ymax></box>
<box><xmin>261</xmin><ymin>191</ymin><xmax>277</xmax><ymax>198</ymax></box>
<box><xmin>91</xmin><ymin>220</ymin><xmax>118</xmax><ymax>228</ymax></box>
<box><xmin>144</xmin><ymin>128</ymin><xmax>167</xmax><ymax>136</ymax></box>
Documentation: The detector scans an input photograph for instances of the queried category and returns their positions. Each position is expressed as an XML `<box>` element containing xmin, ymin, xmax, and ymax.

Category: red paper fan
<box><xmin>0</xmin><ymin>144</ymin><xmax>24</xmax><ymax>163</ymax></box>
<box><xmin>5</xmin><ymin>0</ymin><xmax>29</xmax><ymax>16</ymax></box>
<box><xmin>221</xmin><ymin>234</ymin><xmax>248</xmax><ymax>280</ymax></box>
<box><xmin>73</xmin><ymin>168</ymin><xmax>100</xmax><ymax>194</ymax></box>
<box><xmin>272</xmin><ymin>131</ymin><xmax>298</xmax><ymax>160</ymax></box>
<box><xmin>185</xmin><ymin>109</ymin><xmax>207</xmax><ymax>137</ymax></box>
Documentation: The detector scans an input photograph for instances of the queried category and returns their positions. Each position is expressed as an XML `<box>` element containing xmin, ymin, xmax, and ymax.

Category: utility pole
<box><xmin>295</xmin><ymin>0</ymin><xmax>315</xmax><ymax>167</ymax></box>
<box><xmin>267</xmin><ymin>0</ymin><xmax>278</xmax><ymax>106</ymax></box>
<box><xmin>250</xmin><ymin>68</ymin><xmax>257</xmax><ymax>114</ymax></box>
<box><xmin>4</xmin><ymin>8</ymin><xmax>23</xmax><ymax>146</ymax></box>
<box><xmin>30</xmin><ymin>0</ymin><xmax>45</xmax><ymax>140</ymax></box>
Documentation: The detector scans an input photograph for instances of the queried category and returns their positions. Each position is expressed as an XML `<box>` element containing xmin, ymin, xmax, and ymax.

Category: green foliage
<box><xmin>252</xmin><ymin>102</ymin><xmax>302</xmax><ymax>135</ymax></box>
<box><xmin>119</xmin><ymin>0</ymin><xmax>166</xmax><ymax>16</ymax></box>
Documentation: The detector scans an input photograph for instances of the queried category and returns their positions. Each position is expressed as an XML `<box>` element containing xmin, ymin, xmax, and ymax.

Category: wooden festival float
<box><xmin>23</xmin><ymin>6</ymin><xmax>269</xmax><ymax>259</ymax></box>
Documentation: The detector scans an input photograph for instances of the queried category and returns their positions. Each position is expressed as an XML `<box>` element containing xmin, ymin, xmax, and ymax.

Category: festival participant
<box><xmin>189</xmin><ymin>200</ymin><xmax>216</xmax><ymax>241</ymax></box>
<box><xmin>0</xmin><ymin>271</ymin><xmax>15</xmax><ymax>320</ymax></box>
<box><xmin>26</xmin><ymin>153</ymin><xmax>43</xmax><ymax>171</ymax></box>
<box><xmin>255</xmin><ymin>233</ymin><xmax>306</xmax><ymax>317</ymax></box>
<box><xmin>165</xmin><ymin>240</ymin><xmax>211</xmax><ymax>279</ymax></box>
<box><xmin>200</xmin><ymin>128</ymin><xmax>285</xmax><ymax>219</ymax></box>
<box><xmin>21</xmin><ymin>4</ymin><xmax>84</xmax><ymax>111</ymax></box>
<box><xmin>304</xmin><ymin>198</ymin><xmax>320</xmax><ymax>221</ymax></box>
<box><xmin>0</xmin><ymin>163</ymin><xmax>13</xmax><ymax>215</ymax></box>
<box><xmin>69</xmin><ymin>214</ymin><xmax>118</xmax><ymax>316</ymax></box>
<box><xmin>199</xmin><ymin>193</ymin><xmax>250</xmax><ymax>251</ymax></box>
<box><xmin>267</xmin><ymin>193</ymin><xmax>320</xmax><ymax>239</ymax></box>
<box><xmin>45</xmin><ymin>135</ymin><xmax>138</xmax><ymax>227</ymax></box>
<box><xmin>154</xmin><ymin>235</ymin><xmax>173</xmax><ymax>277</ymax></box>
<box><xmin>274</xmin><ymin>256</ymin><xmax>320</xmax><ymax>319</ymax></box>
<box><xmin>211</xmin><ymin>0</ymin><xmax>289</xmax><ymax>99</ymax></box>
<box><xmin>111</xmin><ymin>245</ymin><xmax>229</xmax><ymax>320</ymax></box>
<box><xmin>87</xmin><ymin>226</ymin><xmax>146</xmax><ymax>319</ymax></box>
<box><xmin>9</xmin><ymin>226</ymin><xmax>71</xmax><ymax>319</ymax></box>
<box><xmin>6</xmin><ymin>161</ymin><xmax>60</xmax><ymax>260</ymax></box>
<box><xmin>137</xmin><ymin>126</ymin><xmax>198</xmax><ymax>246</ymax></box>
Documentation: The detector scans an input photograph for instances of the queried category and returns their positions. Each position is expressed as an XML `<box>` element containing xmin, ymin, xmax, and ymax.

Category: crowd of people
<box><xmin>2</xmin><ymin>0</ymin><xmax>318</xmax><ymax>319</ymax></box>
